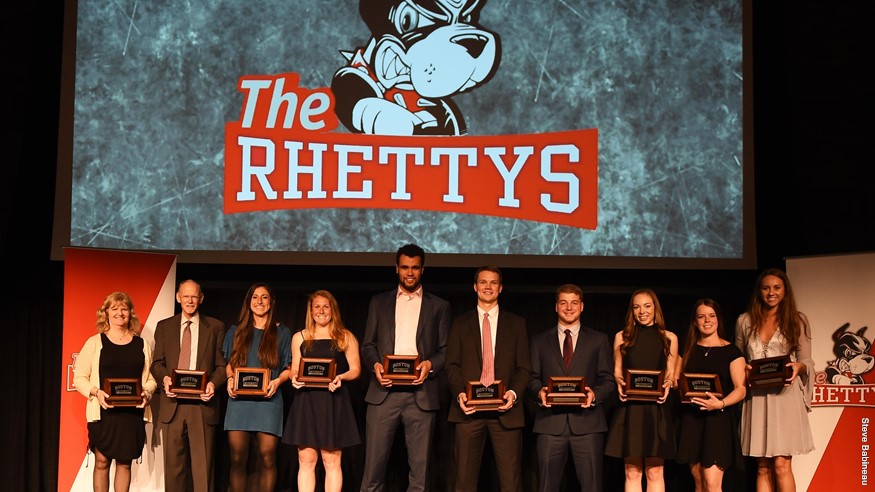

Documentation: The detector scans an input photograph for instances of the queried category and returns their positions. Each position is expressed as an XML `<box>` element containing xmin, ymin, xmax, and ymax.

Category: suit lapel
<box><xmin>169</xmin><ymin>314</ymin><xmax>183</xmax><ymax>370</ymax></box>
<box><xmin>548</xmin><ymin>326</ymin><xmax>565</xmax><ymax>371</ymax></box>
<box><xmin>194</xmin><ymin>318</ymin><xmax>210</xmax><ymax>369</ymax></box>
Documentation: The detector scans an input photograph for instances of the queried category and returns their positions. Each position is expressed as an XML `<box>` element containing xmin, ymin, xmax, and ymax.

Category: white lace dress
<box><xmin>734</xmin><ymin>313</ymin><xmax>815</xmax><ymax>457</ymax></box>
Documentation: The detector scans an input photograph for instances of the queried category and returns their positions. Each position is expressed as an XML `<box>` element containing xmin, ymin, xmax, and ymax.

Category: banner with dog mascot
<box><xmin>68</xmin><ymin>0</ymin><xmax>745</xmax><ymax>264</ymax></box>
<box><xmin>59</xmin><ymin>248</ymin><xmax>176</xmax><ymax>491</ymax></box>
<box><xmin>788</xmin><ymin>252</ymin><xmax>875</xmax><ymax>490</ymax></box>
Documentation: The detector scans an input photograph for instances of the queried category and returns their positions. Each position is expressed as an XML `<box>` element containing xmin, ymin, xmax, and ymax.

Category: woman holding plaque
<box><xmin>676</xmin><ymin>299</ymin><xmax>746</xmax><ymax>491</ymax></box>
<box><xmin>283</xmin><ymin>290</ymin><xmax>361</xmax><ymax>492</ymax></box>
<box><xmin>605</xmin><ymin>288</ymin><xmax>678</xmax><ymax>492</ymax></box>
<box><xmin>73</xmin><ymin>291</ymin><xmax>157</xmax><ymax>492</ymax></box>
<box><xmin>223</xmin><ymin>283</ymin><xmax>292</xmax><ymax>492</ymax></box>
<box><xmin>735</xmin><ymin>268</ymin><xmax>814</xmax><ymax>492</ymax></box>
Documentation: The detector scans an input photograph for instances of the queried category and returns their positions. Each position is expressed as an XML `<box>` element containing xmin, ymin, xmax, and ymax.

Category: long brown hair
<box><xmin>228</xmin><ymin>282</ymin><xmax>281</xmax><ymax>369</ymax></box>
<box><xmin>618</xmin><ymin>288</ymin><xmax>671</xmax><ymax>359</ymax></box>
<box><xmin>95</xmin><ymin>291</ymin><xmax>141</xmax><ymax>336</ymax></box>
<box><xmin>744</xmin><ymin>268</ymin><xmax>808</xmax><ymax>353</ymax></box>
<box><xmin>682</xmin><ymin>298</ymin><xmax>724</xmax><ymax>370</ymax></box>
<box><xmin>301</xmin><ymin>290</ymin><xmax>353</xmax><ymax>353</ymax></box>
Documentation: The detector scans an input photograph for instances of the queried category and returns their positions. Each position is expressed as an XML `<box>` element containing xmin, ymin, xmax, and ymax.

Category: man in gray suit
<box><xmin>151</xmin><ymin>279</ymin><xmax>227</xmax><ymax>492</ymax></box>
<box><xmin>528</xmin><ymin>283</ymin><xmax>615</xmax><ymax>491</ymax></box>
<box><xmin>360</xmin><ymin>244</ymin><xmax>452</xmax><ymax>492</ymax></box>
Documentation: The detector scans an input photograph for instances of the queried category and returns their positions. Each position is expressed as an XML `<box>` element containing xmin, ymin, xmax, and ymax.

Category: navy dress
<box><xmin>282</xmin><ymin>339</ymin><xmax>360</xmax><ymax>449</ymax></box>
<box><xmin>604</xmin><ymin>324</ymin><xmax>677</xmax><ymax>459</ymax></box>
<box><xmin>676</xmin><ymin>343</ymin><xmax>745</xmax><ymax>469</ymax></box>
<box><xmin>87</xmin><ymin>333</ymin><xmax>147</xmax><ymax>461</ymax></box>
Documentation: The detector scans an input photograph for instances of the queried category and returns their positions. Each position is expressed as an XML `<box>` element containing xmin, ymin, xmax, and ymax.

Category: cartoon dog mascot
<box><xmin>331</xmin><ymin>0</ymin><xmax>501</xmax><ymax>136</ymax></box>
<box><xmin>824</xmin><ymin>323</ymin><xmax>875</xmax><ymax>385</ymax></box>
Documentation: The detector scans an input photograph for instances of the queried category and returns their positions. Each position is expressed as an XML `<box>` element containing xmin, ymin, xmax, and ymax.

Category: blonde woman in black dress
<box><xmin>73</xmin><ymin>292</ymin><xmax>157</xmax><ymax>492</ymax></box>
<box><xmin>283</xmin><ymin>290</ymin><xmax>361</xmax><ymax>492</ymax></box>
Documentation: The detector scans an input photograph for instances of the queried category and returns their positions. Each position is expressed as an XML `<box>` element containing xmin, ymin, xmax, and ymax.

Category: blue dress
<box><xmin>282</xmin><ymin>339</ymin><xmax>360</xmax><ymax>449</ymax></box>
<box><xmin>222</xmin><ymin>324</ymin><xmax>292</xmax><ymax>436</ymax></box>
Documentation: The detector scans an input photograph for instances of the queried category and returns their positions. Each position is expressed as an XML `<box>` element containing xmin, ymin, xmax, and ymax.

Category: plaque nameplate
<box><xmin>383</xmin><ymin>354</ymin><xmax>421</xmax><ymax>385</ymax></box>
<box><xmin>171</xmin><ymin>369</ymin><xmax>207</xmax><ymax>399</ymax></box>
<box><xmin>298</xmin><ymin>357</ymin><xmax>337</xmax><ymax>388</ymax></box>
<box><xmin>103</xmin><ymin>378</ymin><xmax>143</xmax><ymax>406</ymax></box>
<box><xmin>546</xmin><ymin>376</ymin><xmax>587</xmax><ymax>405</ymax></box>
<box><xmin>749</xmin><ymin>354</ymin><xmax>791</xmax><ymax>389</ymax></box>
<box><xmin>466</xmin><ymin>380</ymin><xmax>506</xmax><ymax>411</ymax></box>
<box><xmin>624</xmin><ymin>369</ymin><xmax>665</xmax><ymax>401</ymax></box>
<box><xmin>233</xmin><ymin>367</ymin><xmax>271</xmax><ymax>396</ymax></box>
<box><xmin>679</xmin><ymin>372</ymin><xmax>723</xmax><ymax>403</ymax></box>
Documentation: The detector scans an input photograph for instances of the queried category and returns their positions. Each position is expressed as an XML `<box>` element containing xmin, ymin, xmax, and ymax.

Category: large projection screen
<box><xmin>53</xmin><ymin>0</ymin><xmax>753</xmax><ymax>269</ymax></box>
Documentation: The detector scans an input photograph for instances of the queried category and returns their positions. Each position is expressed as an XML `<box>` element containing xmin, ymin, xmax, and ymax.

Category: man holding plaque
<box><xmin>446</xmin><ymin>265</ymin><xmax>531</xmax><ymax>492</ymax></box>
<box><xmin>360</xmin><ymin>244</ymin><xmax>452</xmax><ymax>492</ymax></box>
<box><xmin>528</xmin><ymin>284</ymin><xmax>615</xmax><ymax>491</ymax></box>
<box><xmin>151</xmin><ymin>279</ymin><xmax>227</xmax><ymax>492</ymax></box>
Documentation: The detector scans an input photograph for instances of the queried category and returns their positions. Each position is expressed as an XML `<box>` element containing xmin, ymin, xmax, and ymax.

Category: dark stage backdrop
<box><xmin>5</xmin><ymin>1</ymin><xmax>875</xmax><ymax>492</ymax></box>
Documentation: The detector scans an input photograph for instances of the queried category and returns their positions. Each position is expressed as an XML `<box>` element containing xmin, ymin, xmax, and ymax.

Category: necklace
<box><xmin>704</xmin><ymin>345</ymin><xmax>714</xmax><ymax>357</ymax></box>
<box><xmin>109</xmin><ymin>330</ymin><xmax>129</xmax><ymax>342</ymax></box>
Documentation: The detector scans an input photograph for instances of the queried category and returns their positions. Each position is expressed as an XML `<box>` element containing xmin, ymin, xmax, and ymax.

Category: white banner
<box><xmin>787</xmin><ymin>252</ymin><xmax>875</xmax><ymax>490</ymax></box>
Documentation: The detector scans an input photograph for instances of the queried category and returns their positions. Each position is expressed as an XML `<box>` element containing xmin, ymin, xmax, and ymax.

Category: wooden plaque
<box><xmin>383</xmin><ymin>354</ymin><xmax>421</xmax><ymax>385</ymax></box>
<box><xmin>103</xmin><ymin>378</ymin><xmax>143</xmax><ymax>406</ymax></box>
<box><xmin>170</xmin><ymin>369</ymin><xmax>208</xmax><ymax>399</ymax></box>
<box><xmin>749</xmin><ymin>354</ymin><xmax>792</xmax><ymax>388</ymax></box>
<box><xmin>679</xmin><ymin>372</ymin><xmax>724</xmax><ymax>403</ymax></box>
<box><xmin>546</xmin><ymin>376</ymin><xmax>587</xmax><ymax>405</ymax></box>
<box><xmin>466</xmin><ymin>380</ymin><xmax>506</xmax><ymax>411</ymax></box>
<box><xmin>298</xmin><ymin>357</ymin><xmax>336</xmax><ymax>388</ymax></box>
<box><xmin>234</xmin><ymin>367</ymin><xmax>270</xmax><ymax>396</ymax></box>
<box><xmin>624</xmin><ymin>369</ymin><xmax>665</xmax><ymax>401</ymax></box>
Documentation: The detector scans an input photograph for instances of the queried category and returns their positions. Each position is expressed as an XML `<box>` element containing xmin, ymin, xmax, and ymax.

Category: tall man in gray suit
<box><xmin>528</xmin><ymin>283</ymin><xmax>615</xmax><ymax>491</ymax></box>
<box><xmin>446</xmin><ymin>265</ymin><xmax>531</xmax><ymax>492</ymax></box>
<box><xmin>151</xmin><ymin>279</ymin><xmax>227</xmax><ymax>492</ymax></box>
<box><xmin>360</xmin><ymin>244</ymin><xmax>452</xmax><ymax>492</ymax></box>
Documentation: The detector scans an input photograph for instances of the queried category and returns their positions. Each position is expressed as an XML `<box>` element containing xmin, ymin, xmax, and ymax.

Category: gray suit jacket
<box><xmin>150</xmin><ymin>313</ymin><xmax>227</xmax><ymax>425</ymax></box>
<box><xmin>361</xmin><ymin>288</ymin><xmax>451</xmax><ymax>411</ymax></box>
<box><xmin>528</xmin><ymin>325</ymin><xmax>615</xmax><ymax>435</ymax></box>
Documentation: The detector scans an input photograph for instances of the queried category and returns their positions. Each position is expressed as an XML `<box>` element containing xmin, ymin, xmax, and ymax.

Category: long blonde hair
<box><xmin>95</xmin><ymin>291</ymin><xmax>141</xmax><ymax>336</ymax></box>
<box><xmin>302</xmin><ymin>290</ymin><xmax>352</xmax><ymax>353</ymax></box>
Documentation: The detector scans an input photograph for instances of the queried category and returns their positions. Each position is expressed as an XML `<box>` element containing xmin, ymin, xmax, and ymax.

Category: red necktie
<box><xmin>178</xmin><ymin>320</ymin><xmax>192</xmax><ymax>369</ymax></box>
<box><xmin>563</xmin><ymin>329</ymin><xmax>573</xmax><ymax>371</ymax></box>
<box><xmin>480</xmin><ymin>313</ymin><xmax>495</xmax><ymax>386</ymax></box>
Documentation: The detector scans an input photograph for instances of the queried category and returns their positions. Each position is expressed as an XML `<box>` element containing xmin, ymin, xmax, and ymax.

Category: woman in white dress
<box><xmin>735</xmin><ymin>268</ymin><xmax>814</xmax><ymax>491</ymax></box>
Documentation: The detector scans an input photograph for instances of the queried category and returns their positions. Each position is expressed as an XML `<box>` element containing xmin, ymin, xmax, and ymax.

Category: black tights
<box><xmin>227</xmin><ymin>430</ymin><xmax>279</xmax><ymax>492</ymax></box>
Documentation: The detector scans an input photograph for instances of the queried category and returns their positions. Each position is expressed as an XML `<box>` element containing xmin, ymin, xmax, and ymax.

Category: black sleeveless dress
<box><xmin>282</xmin><ymin>339</ymin><xmax>360</xmax><ymax>449</ymax></box>
<box><xmin>87</xmin><ymin>333</ymin><xmax>147</xmax><ymax>461</ymax></box>
<box><xmin>676</xmin><ymin>343</ymin><xmax>745</xmax><ymax>469</ymax></box>
<box><xmin>604</xmin><ymin>324</ymin><xmax>677</xmax><ymax>459</ymax></box>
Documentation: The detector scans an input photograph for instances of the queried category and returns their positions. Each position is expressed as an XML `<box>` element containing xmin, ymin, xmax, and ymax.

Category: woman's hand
<box><xmin>691</xmin><ymin>391</ymin><xmax>724</xmax><ymax>411</ymax></box>
<box><xmin>328</xmin><ymin>375</ymin><xmax>343</xmax><ymax>392</ymax></box>
<box><xmin>615</xmin><ymin>373</ymin><xmax>627</xmax><ymax>402</ymax></box>
<box><xmin>96</xmin><ymin>389</ymin><xmax>112</xmax><ymax>410</ymax></box>
<box><xmin>786</xmin><ymin>360</ymin><xmax>806</xmax><ymax>385</ymax></box>
<box><xmin>290</xmin><ymin>375</ymin><xmax>305</xmax><ymax>389</ymax></box>
<box><xmin>226</xmin><ymin>376</ymin><xmax>237</xmax><ymax>399</ymax></box>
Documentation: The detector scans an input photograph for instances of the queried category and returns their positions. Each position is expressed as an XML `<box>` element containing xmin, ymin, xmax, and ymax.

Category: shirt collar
<box><xmin>558</xmin><ymin>322</ymin><xmax>581</xmax><ymax>336</ymax></box>
<box><xmin>397</xmin><ymin>285</ymin><xmax>423</xmax><ymax>299</ymax></box>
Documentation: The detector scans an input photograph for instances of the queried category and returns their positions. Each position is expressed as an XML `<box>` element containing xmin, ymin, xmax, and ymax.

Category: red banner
<box><xmin>224</xmin><ymin>73</ymin><xmax>598</xmax><ymax>230</ymax></box>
